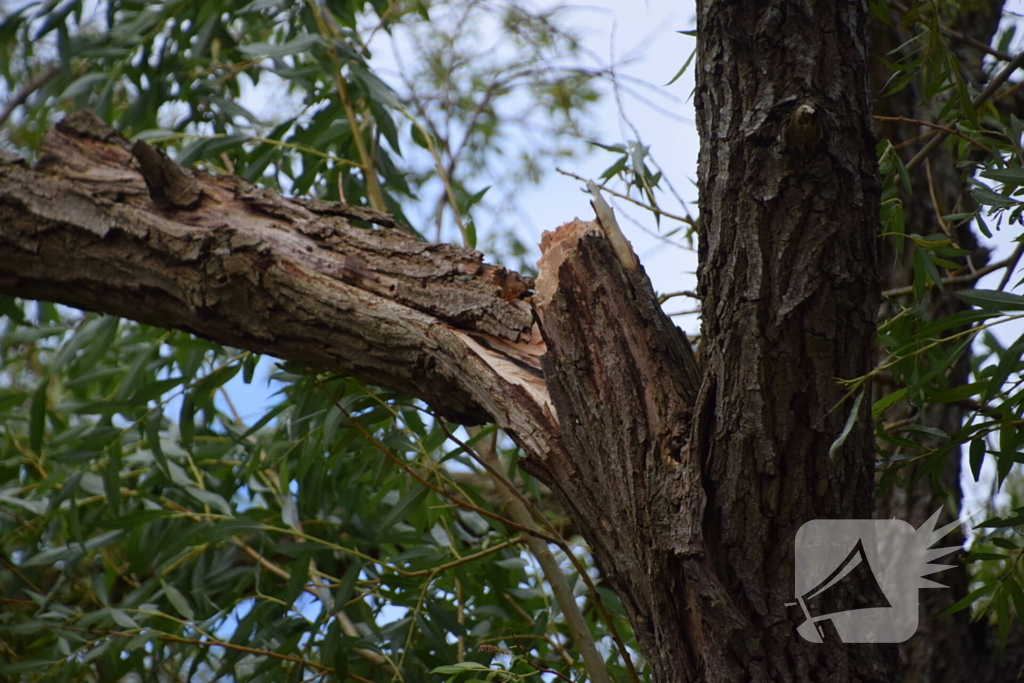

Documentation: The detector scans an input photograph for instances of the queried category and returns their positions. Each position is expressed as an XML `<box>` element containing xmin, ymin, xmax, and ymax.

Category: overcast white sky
<box><xmin>519</xmin><ymin>0</ymin><xmax>700</xmax><ymax>310</ymax></box>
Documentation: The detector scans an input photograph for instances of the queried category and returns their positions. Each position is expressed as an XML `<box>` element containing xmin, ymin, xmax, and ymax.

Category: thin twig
<box><xmin>556</xmin><ymin>167</ymin><xmax>695</xmax><ymax>225</ymax></box>
<box><xmin>906</xmin><ymin>49</ymin><xmax>1024</xmax><ymax>171</ymax></box>
<box><xmin>0</xmin><ymin>64</ymin><xmax>60</xmax><ymax>128</ymax></box>
<box><xmin>924</xmin><ymin>159</ymin><xmax>951</xmax><ymax>238</ymax></box>
<box><xmin>997</xmin><ymin>242</ymin><xmax>1024</xmax><ymax>292</ymax></box>
<box><xmin>882</xmin><ymin>247</ymin><xmax>1024</xmax><ymax>297</ymax></box>
<box><xmin>658</xmin><ymin>290</ymin><xmax>700</xmax><ymax>304</ymax></box>
<box><xmin>874</xmin><ymin>115</ymin><xmax>993</xmax><ymax>154</ymax></box>
<box><xmin>509</xmin><ymin>631</ymin><xmax>574</xmax><ymax>682</ymax></box>
<box><xmin>0</xmin><ymin>553</ymin><xmax>42</xmax><ymax>593</ymax></box>
<box><xmin>115</xmin><ymin>629</ymin><xmax>372</xmax><ymax>681</ymax></box>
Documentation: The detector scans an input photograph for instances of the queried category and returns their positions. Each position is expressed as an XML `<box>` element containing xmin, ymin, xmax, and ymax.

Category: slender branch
<box><xmin>925</xmin><ymin>159</ymin><xmax>951</xmax><ymax>237</ymax></box>
<box><xmin>111</xmin><ymin>629</ymin><xmax>372</xmax><ymax>681</ymax></box>
<box><xmin>466</xmin><ymin>427</ymin><xmax>616</xmax><ymax>683</ymax></box>
<box><xmin>882</xmin><ymin>246</ymin><xmax>1024</xmax><ymax>298</ymax></box>
<box><xmin>658</xmin><ymin>290</ymin><xmax>700</xmax><ymax>304</ymax></box>
<box><xmin>0</xmin><ymin>64</ymin><xmax>61</xmax><ymax>128</ymax></box>
<box><xmin>874</xmin><ymin>115</ymin><xmax>993</xmax><ymax>154</ymax></box>
<box><xmin>0</xmin><ymin>553</ymin><xmax>42</xmax><ymax>593</ymax></box>
<box><xmin>997</xmin><ymin>241</ymin><xmax>1024</xmax><ymax>291</ymax></box>
<box><xmin>906</xmin><ymin>49</ymin><xmax>1024</xmax><ymax>171</ymax></box>
<box><xmin>556</xmin><ymin>167</ymin><xmax>695</xmax><ymax>226</ymax></box>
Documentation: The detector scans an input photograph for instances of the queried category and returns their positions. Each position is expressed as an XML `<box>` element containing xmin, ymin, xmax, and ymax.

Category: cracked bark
<box><xmin>690</xmin><ymin>0</ymin><xmax>899</xmax><ymax>679</ymax></box>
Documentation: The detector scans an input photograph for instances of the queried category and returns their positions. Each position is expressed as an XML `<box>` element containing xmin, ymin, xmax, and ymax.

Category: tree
<box><xmin>2</xmin><ymin>1</ymin><xmax>1024</xmax><ymax>682</ymax></box>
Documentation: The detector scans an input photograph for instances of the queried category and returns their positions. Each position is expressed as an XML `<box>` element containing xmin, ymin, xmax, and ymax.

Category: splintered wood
<box><xmin>534</xmin><ymin>219</ymin><xmax>603</xmax><ymax>316</ymax></box>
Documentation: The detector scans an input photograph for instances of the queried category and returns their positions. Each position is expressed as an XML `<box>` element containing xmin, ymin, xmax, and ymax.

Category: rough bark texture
<box><xmin>691</xmin><ymin>0</ymin><xmax>899</xmax><ymax>680</ymax></box>
<box><xmin>1</xmin><ymin>113</ymin><xmax>713</xmax><ymax>680</ymax></box>
<box><xmin>0</xmin><ymin>112</ymin><xmax>559</xmax><ymax>460</ymax></box>
<box><xmin>534</xmin><ymin>224</ymin><xmax>706</xmax><ymax>680</ymax></box>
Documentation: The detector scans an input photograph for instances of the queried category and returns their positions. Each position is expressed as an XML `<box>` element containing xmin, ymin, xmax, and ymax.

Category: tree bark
<box><xmin>0</xmin><ymin>113</ymin><xmax>557</xmax><ymax>440</ymax></box>
<box><xmin>690</xmin><ymin>0</ymin><xmax>899</xmax><ymax>679</ymax></box>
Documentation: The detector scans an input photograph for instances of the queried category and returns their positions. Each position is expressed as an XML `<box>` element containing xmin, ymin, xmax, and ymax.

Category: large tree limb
<box><xmin>0</xmin><ymin>111</ymin><xmax>558</xmax><ymax>463</ymax></box>
<box><xmin>1</xmin><ymin>110</ymin><xmax>716</xmax><ymax>680</ymax></box>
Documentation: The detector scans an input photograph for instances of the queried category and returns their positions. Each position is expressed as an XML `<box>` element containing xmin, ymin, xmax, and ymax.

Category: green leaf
<box><xmin>955</xmin><ymin>289</ymin><xmax>1024</xmax><ymax>313</ymax></box>
<box><xmin>893</xmin><ymin>148</ymin><xmax>912</xmax><ymax>194</ymax></box>
<box><xmin>349</xmin><ymin>61</ymin><xmax>400</xmax><ymax>108</ymax></box>
<box><xmin>980</xmin><ymin>166</ymin><xmax>1024</xmax><ymax>187</ymax></box>
<box><xmin>872</xmin><ymin>387</ymin><xmax>907</xmax><ymax>418</ymax></box>
<box><xmin>996</xmin><ymin>588</ymin><xmax>1011</xmax><ymax>647</ymax></box>
<box><xmin>432</xmin><ymin>662</ymin><xmax>491</xmax><ymax>674</ymax></box>
<box><xmin>972</xmin><ymin>183</ymin><xmax>1020</xmax><ymax>209</ymax></box>
<box><xmin>411</xmin><ymin>124</ymin><xmax>434</xmax><ymax>150</ymax></box>
<box><xmin>284</xmin><ymin>553</ymin><xmax>311</xmax><ymax>606</ymax></box>
<box><xmin>939</xmin><ymin>581</ymin><xmax>997</xmax><ymax>617</ymax></box>
<box><xmin>108</xmin><ymin>608</ymin><xmax>140</xmax><ymax>629</ymax></box>
<box><xmin>665</xmin><ymin>47</ymin><xmax>696</xmax><ymax>86</ymax></box>
<box><xmin>185</xmin><ymin>486</ymin><xmax>233</xmax><ymax>515</ymax></box>
<box><xmin>969</xmin><ymin>438</ymin><xmax>986</xmax><ymax>482</ymax></box>
<box><xmin>238</xmin><ymin>33</ymin><xmax>324</xmax><ymax>59</ymax></box>
<box><xmin>982</xmin><ymin>332</ymin><xmax>1024</xmax><ymax>402</ymax></box>
<box><xmin>914</xmin><ymin>248</ymin><xmax>943</xmax><ymax>292</ymax></box>
<box><xmin>161</xmin><ymin>580</ymin><xmax>196</xmax><ymax>620</ymax></box>
<box><xmin>379</xmin><ymin>485</ymin><xmax>428</xmax><ymax>533</ymax></box>
<box><xmin>974</xmin><ymin>513</ymin><xmax>1024</xmax><ymax>529</ymax></box>
<box><xmin>22</xmin><ymin>530</ymin><xmax>124</xmax><ymax>567</ymax></box>
<box><xmin>0</xmin><ymin>661</ymin><xmax>57</xmax><ymax>675</ymax></box>
<box><xmin>1007</xmin><ymin>578</ymin><xmax>1024</xmax><ymax>625</ymax></box>
<box><xmin>59</xmin><ymin>72</ymin><xmax>108</xmax><ymax>99</ymax></box>
<box><xmin>929</xmin><ymin>381</ymin><xmax>985</xmax><ymax>403</ymax></box>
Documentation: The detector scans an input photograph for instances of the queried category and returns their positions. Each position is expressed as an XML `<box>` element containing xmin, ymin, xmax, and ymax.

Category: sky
<box><xmin>516</xmin><ymin>0</ymin><xmax>700</xmax><ymax>304</ymax></box>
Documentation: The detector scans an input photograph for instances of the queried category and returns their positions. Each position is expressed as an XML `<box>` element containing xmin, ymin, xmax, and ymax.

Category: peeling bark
<box><xmin>0</xmin><ymin>111</ymin><xmax>556</xmax><ymax>456</ymax></box>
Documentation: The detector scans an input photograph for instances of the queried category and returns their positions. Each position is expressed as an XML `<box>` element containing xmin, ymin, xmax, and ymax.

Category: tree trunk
<box><xmin>688</xmin><ymin>0</ymin><xmax>899</xmax><ymax>679</ymax></box>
